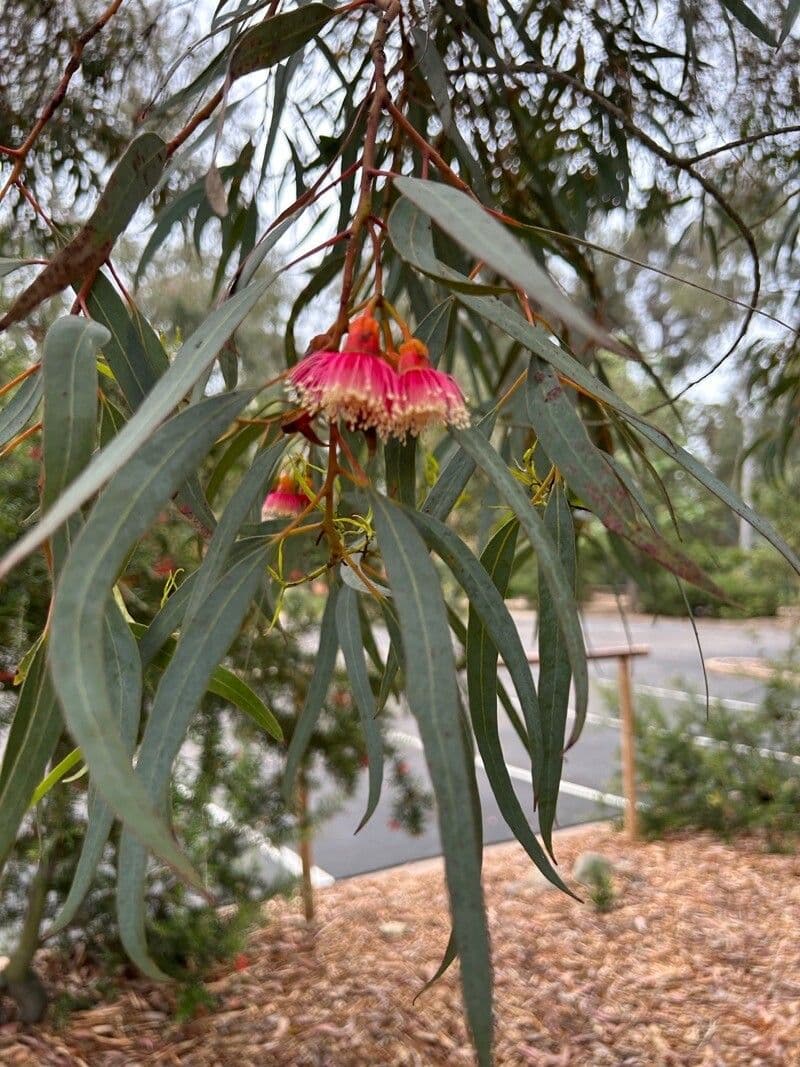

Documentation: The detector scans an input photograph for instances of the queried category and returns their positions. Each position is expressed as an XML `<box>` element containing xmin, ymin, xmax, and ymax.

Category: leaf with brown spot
<box><xmin>0</xmin><ymin>134</ymin><xmax>166</xmax><ymax>331</ymax></box>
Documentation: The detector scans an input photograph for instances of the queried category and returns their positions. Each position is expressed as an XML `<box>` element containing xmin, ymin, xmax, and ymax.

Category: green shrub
<box><xmin>630</xmin><ymin>657</ymin><xmax>800</xmax><ymax>846</ymax></box>
<box><xmin>637</xmin><ymin>544</ymin><xmax>795</xmax><ymax>618</ymax></box>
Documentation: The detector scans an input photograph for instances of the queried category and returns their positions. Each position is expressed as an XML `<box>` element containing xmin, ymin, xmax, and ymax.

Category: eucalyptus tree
<box><xmin>1</xmin><ymin>1</ymin><xmax>799</xmax><ymax>1060</ymax></box>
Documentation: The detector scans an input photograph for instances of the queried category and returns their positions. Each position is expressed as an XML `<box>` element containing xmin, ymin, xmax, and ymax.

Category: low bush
<box><xmin>629</xmin><ymin>655</ymin><xmax>800</xmax><ymax>847</ymax></box>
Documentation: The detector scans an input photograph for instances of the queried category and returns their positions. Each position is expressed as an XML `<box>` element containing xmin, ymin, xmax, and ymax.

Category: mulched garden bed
<box><xmin>1</xmin><ymin>824</ymin><xmax>798</xmax><ymax>1065</ymax></box>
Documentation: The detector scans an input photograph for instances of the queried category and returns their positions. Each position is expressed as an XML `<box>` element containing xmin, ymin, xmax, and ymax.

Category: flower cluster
<box><xmin>287</xmin><ymin>313</ymin><xmax>469</xmax><ymax>441</ymax></box>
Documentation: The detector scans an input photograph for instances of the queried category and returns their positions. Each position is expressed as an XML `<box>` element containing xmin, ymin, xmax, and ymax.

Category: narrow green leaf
<box><xmin>394</xmin><ymin>179</ymin><xmax>620</xmax><ymax>348</ymax></box>
<box><xmin>388</xmin><ymin>197</ymin><xmax>509</xmax><ymax>295</ymax></box>
<box><xmin>85</xmin><ymin>272</ymin><xmax>169</xmax><ymax>409</ymax></box>
<box><xmin>117</xmin><ymin>543</ymin><xmax>268</xmax><ymax>978</ymax></box>
<box><xmin>371</xmin><ymin>491</ymin><xmax>492</xmax><ymax>1066</ymax></box>
<box><xmin>779</xmin><ymin>0</ymin><xmax>800</xmax><ymax>44</ymax></box>
<box><xmin>720</xmin><ymin>0</ymin><xmax>777</xmax><ymax>45</ymax></box>
<box><xmin>336</xmin><ymin>585</ymin><xmax>384</xmax><ymax>832</ymax></box>
<box><xmin>452</xmin><ymin>425</ymin><xmax>589</xmax><ymax>747</ymax></box>
<box><xmin>49</xmin><ymin>604</ymin><xmax>143</xmax><ymax>935</ymax></box>
<box><xmin>0</xmin><ymin>272</ymin><xmax>278</xmax><ymax>579</ymax></box>
<box><xmin>207</xmin><ymin>667</ymin><xmax>283</xmax><ymax>741</ymax></box>
<box><xmin>525</xmin><ymin>355</ymin><xmax>723</xmax><ymax>597</ymax></box>
<box><xmin>0</xmin><ymin>372</ymin><xmax>41</xmax><ymax>448</ymax></box>
<box><xmin>413</xmin><ymin>510</ymin><xmax>576</xmax><ymax>894</ymax></box>
<box><xmin>536</xmin><ymin>484</ymin><xmax>576</xmax><ymax>855</ymax></box>
<box><xmin>457</xmin><ymin>292</ymin><xmax>800</xmax><ymax>577</ymax></box>
<box><xmin>407</xmin><ymin>509</ymin><xmax>544</xmax><ymax>793</ymax></box>
<box><xmin>49</xmin><ymin>392</ymin><xmax>248</xmax><ymax>890</ymax></box>
<box><xmin>230</xmin><ymin>3</ymin><xmax>335</xmax><ymax>79</ymax></box>
<box><xmin>393</xmin><ymin>198</ymin><xmax>800</xmax><ymax>574</ymax></box>
<box><xmin>206</xmin><ymin>422</ymin><xmax>264</xmax><ymax>503</ymax></box>
<box><xmin>85</xmin><ymin>273</ymin><xmax>215</xmax><ymax>532</ymax></box>
<box><xmin>421</xmin><ymin>410</ymin><xmax>496</xmax><ymax>521</ymax></box>
<box><xmin>0</xmin><ymin>645</ymin><xmax>62</xmax><ymax>874</ymax></box>
<box><xmin>42</xmin><ymin>317</ymin><xmax>106</xmax><ymax>570</ymax></box>
<box><xmin>29</xmin><ymin>746</ymin><xmax>83</xmax><ymax>807</ymax></box>
<box><xmin>282</xmin><ymin>583</ymin><xmax>340</xmax><ymax>803</ymax></box>
<box><xmin>183</xmin><ymin>439</ymin><xmax>285</xmax><ymax>628</ymax></box>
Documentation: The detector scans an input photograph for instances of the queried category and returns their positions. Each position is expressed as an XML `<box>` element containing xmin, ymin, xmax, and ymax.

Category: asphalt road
<box><xmin>309</xmin><ymin>612</ymin><xmax>795</xmax><ymax>880</ymax></box>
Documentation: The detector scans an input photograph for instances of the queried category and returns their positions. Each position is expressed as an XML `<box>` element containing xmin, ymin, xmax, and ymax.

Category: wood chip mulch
<box><xmin>1</xmin><ymin>825</ymin><xmax>799</xmax><ymax>1066</ymax></box>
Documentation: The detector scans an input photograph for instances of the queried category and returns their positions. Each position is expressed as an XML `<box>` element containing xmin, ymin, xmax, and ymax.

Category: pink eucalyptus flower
<box><xmin>262</xmin><ymin>473</ymin><xmax>309</xmax><ymax>520</ymax></box>
<box><xmin>393</xmin><ymin>339</ymin><xmax>470</xmax><ymax>439</ymax></box>
<box><xmin>287</xmin><ymin>314</ymin><xmax>398</xmax><ymax>439</ymax></box>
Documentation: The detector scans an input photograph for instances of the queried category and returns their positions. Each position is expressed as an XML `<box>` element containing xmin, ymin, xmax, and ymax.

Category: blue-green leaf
<box><xmin>394</xmin><ymin>179</ymin><xmax>620</xmax><ymax>347</ymax></box>
<box><xmin>117</xmin><ymin>542</ymin><xmax>268</xmax><ymax>978</ymax></box>
<box><xmin>412</xmin><ymin>510</ymin><xmax>575</xmax><ymax>893</ymax></box>
<box><xmin>229</xmin><ymin>3</ymin><xmax>335</xmax><ymax>79</ymax></box>
<box><xmin>282</xmin><ymin>583</ymin><xmax>340</xmax><ymax>803</ymax></box>
<box><xmin>0</xmin><ymin>372</ymin><xmax>41</xmax><ymax>448</ymax></box>
<box><xmin>0</xmin><ymin>645</ymin><xmax>62</xmax><ymax>873</ymax></box>
<box><xmin>536</xmin><ymin>484</ymin><xmax>576</xmax><ymax>855</ymax></box>
<box><xmin>525</xmin><ymin>355</ymin><xmax>723</xmax><ymax>597</ymax></box>
<box><xmin>49</xmin><ymin>392</ymin><xmax>248</xmax><ymax>890</ymax></box>
<box><xmin>0</xmin><ymin>272</ymin><xmax>278</xmax><ymax>579</ymax></box>
<box><xmin>452</xmin><ymin>425</ymin><xmax>589</xmax><ymax>746</ymax></box>
<box><xmin>336</xmin><ymin>585</ymin><xmax>384</xmax><ymax>831</ymax></box>
<box><xmin>371</xmin><ymin>491</ymin><xmax>492</xmax><ymax>1066</ymax></box>
<box><xmin>42</xmin><ymin>316</ymin><xmax>107</xmax><ymax>570</ymax></box>
<box><xmin>49</xmin><ymin>605</ymin><xmax>143</xmax><ymax>935</ymax></box>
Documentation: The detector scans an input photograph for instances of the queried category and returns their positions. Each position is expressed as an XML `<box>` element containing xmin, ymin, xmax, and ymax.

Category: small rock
<box><xmin>379</xmin><ymin>921</ymin><xmax>408</xmax><ymax>940</ymax></box>
<box><xmin>572</xmin><ymin>852</ymin><xmax>614</xmax><ymax>886</ymax></box>
<box><xmin>633</xmin><ymin>915</ymin><xmax>648</xmax><ymax>933</ymax></box>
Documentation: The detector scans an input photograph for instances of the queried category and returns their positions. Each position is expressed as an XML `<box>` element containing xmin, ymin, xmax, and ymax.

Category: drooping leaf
<box><xmin>336</xmin><ymin>585</ymin><xmax>384</xmax><ymax>831</ymax></box>
<box><xmin>282</xmin><ymin>582</ymin><xmax>340</xmax><ymax>803</ymax></box>
<box><xmin>207</xmin><ymin>667</ymin><xmax>282</xmax><ymax>741</ymax></box>
<box><xmin>371</xmin><ymin>491</ymin><xmax>492</xmax><ymax>1066</ymax></box>
<box><xmin>536</xmin><ymin>483</ymin><xmax>576</xmax><ymax>855</ymax></box>
<box><xmin>0</xmin><ymin>272</ymin><xmax>279</xmax><ymax>580</ymax></box>
<box><xmin>0</xmin><ymin>645</ymin><xmax>62</xmax><ymax>874</ymax></box>
<box><xmin>525</xmin><ymin>355</ymin><xmax>724</xmax><ymax>597</ymax></box>
<box><xmin>41</xmin><ymin>317</ymin><xmax>106</xmax><ymax>570</ymax></box>
<box><xmin>779</xmin><ymin>0</ymin><xmax>800</xmax><ymax>44</ymax></box>
<box><xmin>394</xmin><ymin>179</ymin><xmax>622</xmax><ymax>348</ymax></box>
<box><xmin>49</xmin><ymin>392</ymin><xmax>248</xmax><ymax>889</ymax></box>
<box><xmin>49</xmin><ymin>604</ymin><xmax>143</xmax><ymax>936</ymax></box>
<box><xmin>388</xmin><ymin>197</ymin><xmax>510</xmax><ymax>295</ymax></box>
<box><xmin>452</xmin><ymin>425</ymin><xmax>589</xmax><ymax>746</ymax></box>
<box><xmin>29</xmin><ymin>746</ymin><xmax>83</xmax><ymax>807</ymax></box>
<box><xmin>411</xmin><ymin>509</ymin><xmax>576</xmax><ymax>893</ymax></box>
<box><xmin>183</xmin><ymin>438</ymin><xmax>285</xmax><ymax>627</ymax></box>
<box><xmin>230</xmin><ymin>3</ymin><xmax>335</xmax><ymax>79</ymax></box>
<box><xmin>117</xmin><ymin>542</ymin><xmax>269</xmax><ymax>978</ymax></box>
<box><xmin>84</xmin><ymin>272</ymin><xmax>169</xmax><ymax>410</ymax></box>
<box><xmin>719</xmin><ymin>0</ymin><xmax>777</xmax><ymax>45</ymax></box>
<box><xmin>0</xmin><ymin>372</ymin><xmax>41</xmax><ymax>449</ymax></box>
<box><xmin>407</xmin><ymin>509</ymin><xmax>544</xmax><ymax>794</ymax></box>
<box><xmin>421</xmin><ymin>410</ymin><xmax>496</xmax><ymax>521</ymax></box>
<box><xmin>449</xmin><ymin>284</ymin><xmax>800</xmax><ymax>576</ymax></box>
<box><xmin>0</xmin><ymin>135</ymin><xmax>167</xmax><ymax>331</ymax></box>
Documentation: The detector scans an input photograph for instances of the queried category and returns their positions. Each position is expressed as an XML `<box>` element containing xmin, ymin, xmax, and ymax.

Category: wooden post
<box><xmin>617</xmin><ymin>653</ymin><xmax>639</xmax><ymax>840</ymax></box>
<box><xmin>297</xmin><ymin>772</ymin><xmax>315</xmax><ymax>922</ymax></box>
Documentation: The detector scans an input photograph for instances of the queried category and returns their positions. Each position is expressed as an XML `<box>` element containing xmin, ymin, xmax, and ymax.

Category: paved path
<box><xmin>310</xmin><ymin>613</ymin><xmax>795</xmax><ymax>879</ymax></box>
